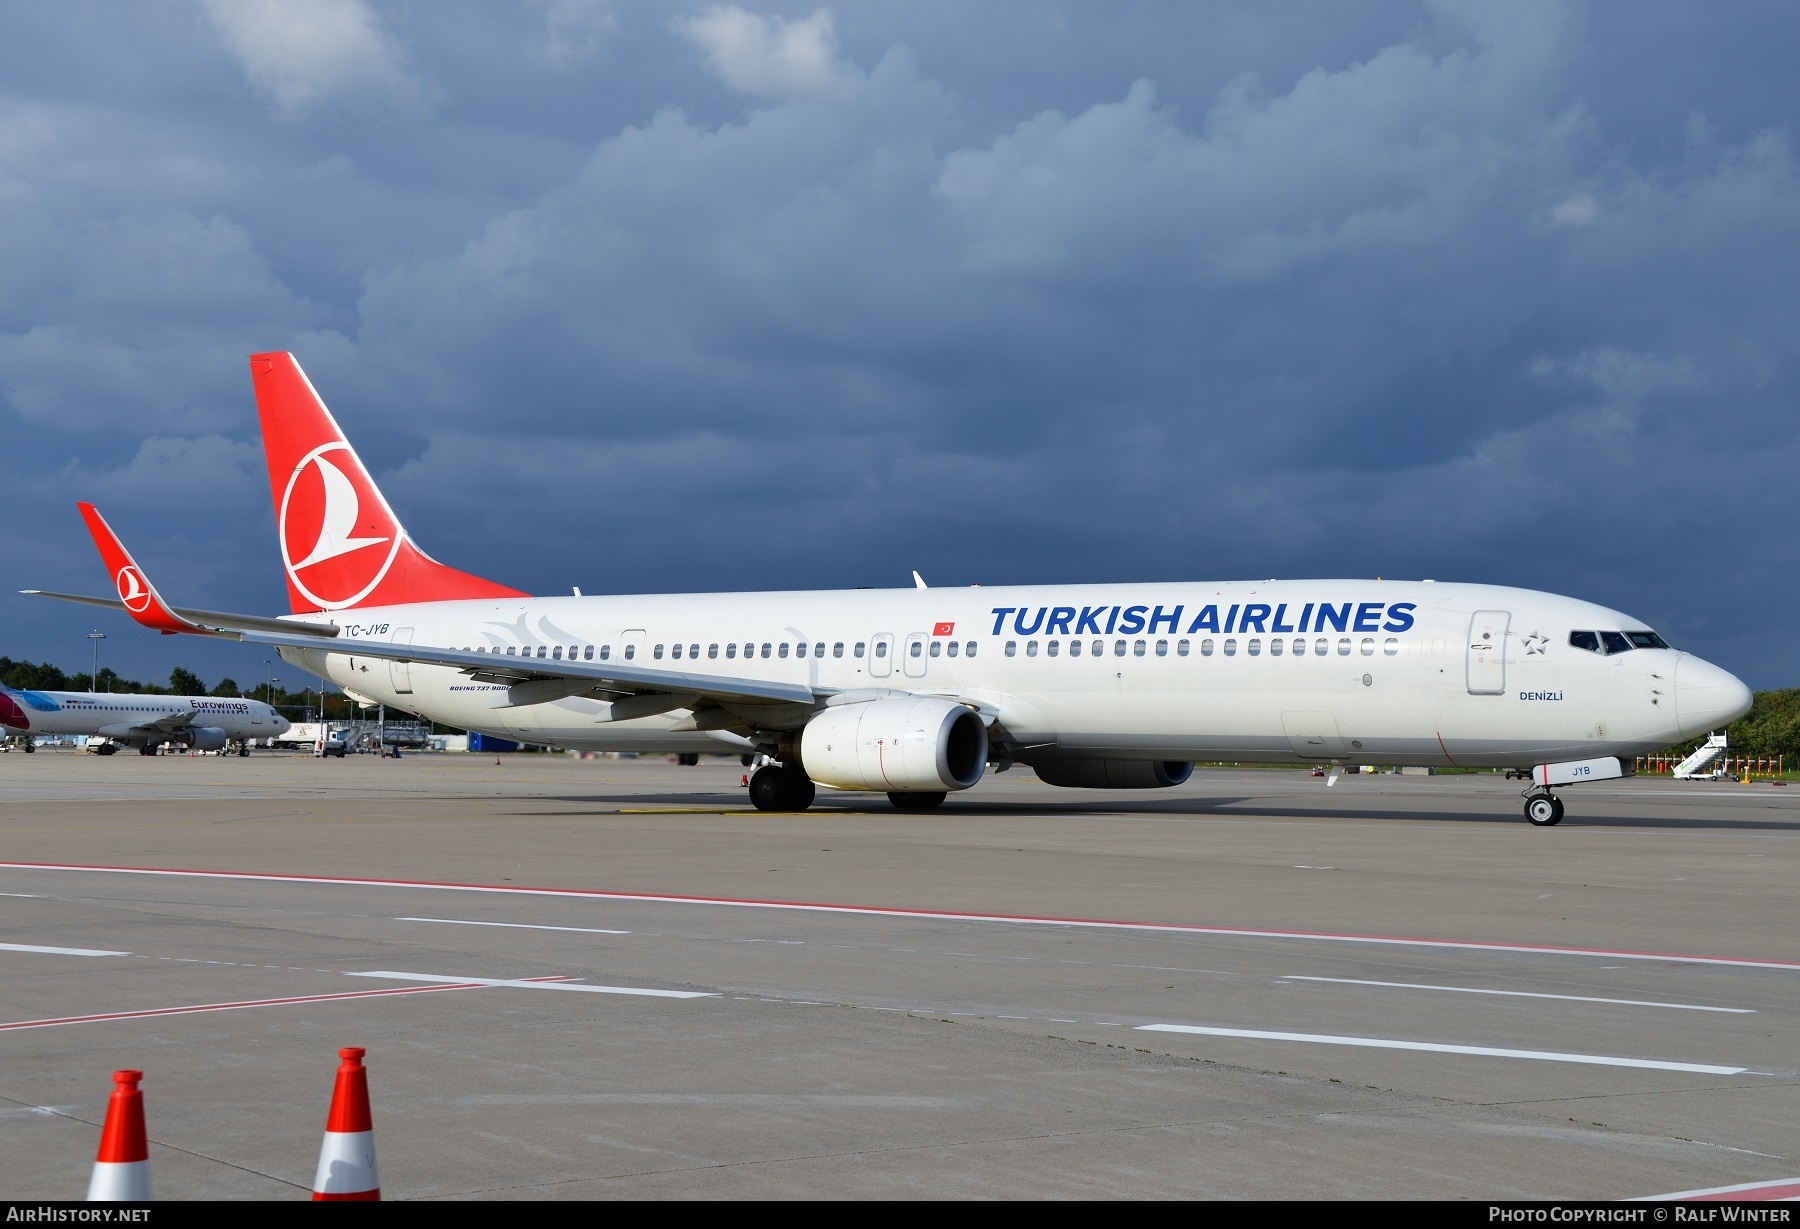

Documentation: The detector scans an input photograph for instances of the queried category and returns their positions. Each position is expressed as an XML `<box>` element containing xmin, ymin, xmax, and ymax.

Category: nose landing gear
<box><xmin>1524</xmin><ymin>791</ymin><xmax>1564</xmax><ymax>826</ymax></box>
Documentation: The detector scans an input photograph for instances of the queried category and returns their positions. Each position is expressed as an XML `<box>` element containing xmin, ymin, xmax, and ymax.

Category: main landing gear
<box><xmin>1523</xmin><ymin>790</ymin><xmax>1565</xmax><ymax>827</ymax></box>
<box><xmin>749</xmin><ymin>763</ymin><xmax>815</xmax><ymax>812</ymax></box>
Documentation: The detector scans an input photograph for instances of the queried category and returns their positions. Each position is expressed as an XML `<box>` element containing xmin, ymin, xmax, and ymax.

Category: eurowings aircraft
<box><xmin>30</xmin><ymin>353</ymin><xmax>1751</xmax><ymax>824</ymax></box>
<box><xmin>0</xmin><ymin>681</ymin><xmax>289</xmax><ymax>755</ymax></box>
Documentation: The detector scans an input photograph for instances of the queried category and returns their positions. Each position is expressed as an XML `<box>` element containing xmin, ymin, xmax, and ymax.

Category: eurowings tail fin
<box><xmin>249</xmin><ymin>352</ymin><xmax>526</xmax><ymax>613</ymax></box>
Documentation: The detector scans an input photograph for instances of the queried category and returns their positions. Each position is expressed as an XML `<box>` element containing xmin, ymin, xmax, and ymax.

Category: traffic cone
<box><xmin>312</xmin><ymin>1047</ymin><xmax>380</xmax><ymax>1201</ymax></box>
<box><xmin>86</xmin><ymin>1070</ymin><xmax>150</xmax><ymax>1201</ymax></box>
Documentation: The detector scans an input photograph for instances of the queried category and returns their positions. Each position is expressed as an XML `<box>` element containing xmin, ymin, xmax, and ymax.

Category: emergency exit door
<box><xmin>1466</xmin><ymin>611</ymin><xmax>1510</xmax><ymax>695</ymax></box>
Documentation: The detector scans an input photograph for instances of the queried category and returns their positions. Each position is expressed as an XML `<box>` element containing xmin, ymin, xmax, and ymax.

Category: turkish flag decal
<box><xmin>933</xmin><ymin>621</ymin><xmax>955</xmax><ymax>636</ymax></box>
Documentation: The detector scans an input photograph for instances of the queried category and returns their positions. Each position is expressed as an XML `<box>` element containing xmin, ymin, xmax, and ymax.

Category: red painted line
<box><xmin>4</xmin><ymin>860</ymin><xmax>1798</xmax><ymax>972</ymax></box>
<box><xmin>0</xmin><ymin>974</ymin><xmax>576</xmax><ymax>1033</ymax></box>
<box><xmin>1642</xmin><ymin>1177</ymin><xmax>1800</xmax><ymax>1201</ymax></box>
<box><xmin>1434</xmin><ymin>732</ymin><xmax>1460</xmax><ymax>768</ymax></box>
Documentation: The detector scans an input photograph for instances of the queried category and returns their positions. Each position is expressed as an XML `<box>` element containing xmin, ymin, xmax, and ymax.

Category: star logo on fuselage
<box><xmin>1523</xmin><ymin>632</ymin><xmax>1549</xmax><ymax>655</ymax></box>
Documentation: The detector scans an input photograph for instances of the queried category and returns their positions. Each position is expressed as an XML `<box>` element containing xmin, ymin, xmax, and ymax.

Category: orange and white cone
<box><xmin>87</xmin><ymin>1069</ymin><xmax>150</xmax><ymax>1201</ymax></box>
<box><xmin>312</xmin><ymin>1047</ymin><xmax>380</xmax><ymax>1201</ymax></box>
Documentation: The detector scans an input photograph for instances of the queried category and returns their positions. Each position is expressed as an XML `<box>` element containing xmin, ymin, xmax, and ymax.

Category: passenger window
<box><xmin>1132</xmin><ymin>640</ymin><xmax>1145</xmax><ymax>657</ymax></box>
<box><xmin>624</xmin><ymin>645</ymin><xmax>635</xmax><ymax>660</ymax></box>
<box><xmin>1155</xmin><ymin>639</ymin><xmax>1168</xmax><ymax>657</ymax></box>
<box><xmin>795</xmin><ymin>643</ymin><xmax>806</xmax><ymax>658</ymax></box>
<box><xmin>691</xmin><ymin>644</ymin><xmax>700</xmax><ymax>658</ymax></box>
<box><xmin>1069</xmin><ymin>639</ymin><xmax>1082</xmax><ymax>657</ymax></box>
<box><xmin>909</xmin><ymin>641</ymin><xmax>922</xmax><ymax>658</ymax></box>
<box><xmin>1293</xmin><ymin>638</ymin><xmax>1305</xmax><ymax>656</ymax></box>
<box><xmin>1247</xmin><ymin>638</ymin><xmax>1261</xmax><ymax>656</ymax></box>
<box><xmin>1005</xmin><ymin>641</ymin><xmax>1017</xmax><ymax>657</ymax></box>
<box><xmin>654</xmin><ymin>645</ymin><xmax>664</xmax><ymax>659</ymax></box>
<box><xmin>1315</xmin><ymin>638</ymin><xmax>1329</xmax><ymax>656</ymax></box>
<box><xmin>946</xmin><ymin>641</ymin><xmax>959</xmax><ymax>657</ymax></box>
<box><xmin>553</xmin><ymin>646</ymin><xmax>564</xmax><ymax>659</ymax></box>
<box><xmin>1360</xmin><ymin>638</ymin><xmax>1375</xmax><ymax>656</ymax></box>
<box><xmin>1269</xmin><ymin>638</ymin><xmax>1282</xmax><ymax>656</ymax></box>
<box><xmin>871</xmin><ymin>642</ymin><xmax>884</xmax><ymax>658</ymax></box>
<box><xmin>708</xmin><ymin>644</ymin><xmax>719</xmax><ymax>659</ymax></box>
<box><xmin>1201</xmin><ymin>639</ymin><xmax>1214</xmax><ymax>656</ymax></box>
<box><xmin>670</xmin><ymin>645</ymin><xmax>681</xmax><ymax>660</ymax></box>
<box><xmin>1336</xmin><ymin>638</ymin><xmax>1351</xmax><ymax>656</ymax></box>
<box><xmin>1600</xmin><ymin>631</ymin><xmax>1633</xmax><ymax>655</ymax></box>
<box><xmin>761</xmin><ymin>643</ymin><xmax>773</xmax><ymax>658</ymax></box>
<box><xmin>833</xmin><ymin>642</ymin><xmax>844</xmax><ymax>657</ymax></box>
<box><xmin>583</xmin><ymin>645</ymin><xmax>594</xmax><ymax>660</ymax></box>
<box><xmin>778</xmin><ymin>643</ymin><xmax>789</xmax><ymax>659</ymax></box>
<box><xmin>1569</xmin><ymin>631</ymin><xmax>1600</xmax><ymax>653</ymax></box>
<box><xmin>725</xmin><ymin>643</ymin><xmax>736</xmax><ymax>659</ymax></box>
<box><xmin>930</xmin><ymin>641</ymin><xmax>942</xmax><ymax>657</ymax></box>
<box><xmin>1046</xmin><ymin>640</ymin><xmax>1059</xmax><ymax>657</ymax></box>
<box><xmin>1114</xmin><ymin>640</ymin><xmax>1127</xmax><ymax>657</ymax></box>
<box><xmin>506</xmin><ymin>646</ymin><xmax>517</xmax><ymax>656</ymax></box>
<box><xmin>1223</xmin><ymin>639</ymin><xmax>1237</xmax><ymax>656</ymax></box>
<box><xmin>1626</xmin><ymin>631</ymin><xmax>1668</xmax><ymax>650</ymax></box>
<box><xmin>814</xmin><ymin>643</ymin><xmax>825</xmax><ymax>658</ymax></box>
<box><xmin>966</xmin><ymin>641</ymin><xmax>977</xmax><ymax>658</ymax></box>
<box><xmin>1383</xmin><ymin>638</ymin><xmax>1399</xmax><ymax>656</ymax></box>
<box><xmin>538</xmin><ymin>646</ymin><xmax>548</xmax><ymax>658</ymax></box>
<box><xmin>1026</xmin><ymin>640</ymin><xmax>1039</xmax><ymax>657</ymax></box>
<box><xmin>1177</xmin><ymin>639</ymin><xmax>1189</xmax><ymax>656</ymax></box>
<box><xmin>599</xmin><ymin>645</ymin><xmax>610</xmax><ymax>660</ymax></box>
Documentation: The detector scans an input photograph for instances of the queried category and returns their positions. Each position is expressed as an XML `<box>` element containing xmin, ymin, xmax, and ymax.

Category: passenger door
<box><xmin>1466</xmin><ymin>611</ymin><xmax>1510</xmax><ymax>695</ymax></box>
<box><xmin>902</xmin><ymin>631</ymin><xmax>929</xmax><ymax>679</ymax></box>
<box><xmin>868</xmin><ymin>632</ymin><xmax>894</xmax><ymax>679</ymax></box>
<box><xmin>390</xmin><ymin>628</ymin><xmax>414</xmax><ymax>695</ymax></box>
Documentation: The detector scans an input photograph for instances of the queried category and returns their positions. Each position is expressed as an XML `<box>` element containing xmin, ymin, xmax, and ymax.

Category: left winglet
<box><xmin>75</xmin><ymin>503</ymin><xmax>210</xmax><ymax>636</ymax></box>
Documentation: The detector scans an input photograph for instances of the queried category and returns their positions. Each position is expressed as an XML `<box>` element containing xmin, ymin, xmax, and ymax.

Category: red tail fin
<box><xmin>250</xmin><ymin>353</ymin><xmax>526</xmax><ymax>613</ymax></box>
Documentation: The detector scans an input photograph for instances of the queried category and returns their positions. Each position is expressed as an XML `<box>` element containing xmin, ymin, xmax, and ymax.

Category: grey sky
<box><xmin>2</xmin><ymin>1</ymin><xmax>1796</xmax><ymax>688</ymax></box>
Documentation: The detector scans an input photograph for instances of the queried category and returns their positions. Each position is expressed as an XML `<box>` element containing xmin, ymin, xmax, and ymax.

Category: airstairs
<box><xmin>1673</xmin><ymin>732</ymin><xmax>1729</xmax><ymax>780</ymax></box>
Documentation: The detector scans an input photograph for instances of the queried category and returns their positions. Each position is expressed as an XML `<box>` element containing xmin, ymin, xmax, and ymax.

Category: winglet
<box><xmin>75</xmin><ymin>503</ymin><xmax>209</xmax><ymax>635</ymax></box>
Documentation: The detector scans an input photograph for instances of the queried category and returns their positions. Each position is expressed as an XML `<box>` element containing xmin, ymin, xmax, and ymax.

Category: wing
<box><xmin>39</xmin><ymin>501</ymin><xmax>821</xmax><ymax>713</ymax></box>
<box><xmin>243</xmin><ymin>628</ymin><xmax>818</xmax><ymax>709</ymax></box>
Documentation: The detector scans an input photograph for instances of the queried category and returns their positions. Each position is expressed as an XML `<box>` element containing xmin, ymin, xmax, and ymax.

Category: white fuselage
<box><xmin>276</xmin><ymin>579</ymin><xmax>1748</xmax><ymax>771</ymax></box>
<box><xmin>0</xmin><ymin>690</ymin><xmax>290</xmax><ymax>747</ymax></box>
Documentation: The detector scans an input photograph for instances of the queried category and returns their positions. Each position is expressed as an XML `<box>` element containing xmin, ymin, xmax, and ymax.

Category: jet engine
<box><xmin>184</xmin><ymin>727</ymin><xmax>229</xmax><ymax>752</ymax></box>
<box><xmin>798</xmin><ymin>697</ymin><xmax>988</xmax><ymax>793</ymax></box>
<box><xmin>1032</xmin><ymin>759</ymin><xmax>1193</xmax><ymax>789</ymax></box>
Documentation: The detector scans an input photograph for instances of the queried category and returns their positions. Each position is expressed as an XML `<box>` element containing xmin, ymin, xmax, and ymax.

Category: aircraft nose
<box><xmin>1675</xmin><ymin>655</ymin><xmax>1753</xmax><ymax>738</ymax></box>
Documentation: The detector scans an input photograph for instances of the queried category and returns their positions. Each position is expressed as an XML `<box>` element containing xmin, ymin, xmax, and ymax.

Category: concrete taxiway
<box><xmin>1</xmin><ymin>752</ymin><xmax>1796</xmax><ymax>1199</ymax></box>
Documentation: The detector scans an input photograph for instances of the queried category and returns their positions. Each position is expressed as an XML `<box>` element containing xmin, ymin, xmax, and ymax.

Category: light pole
<box><xmin>86</xmin><ymin>630</ymin><xmax>105</xmax><ymax>691</ymax></box>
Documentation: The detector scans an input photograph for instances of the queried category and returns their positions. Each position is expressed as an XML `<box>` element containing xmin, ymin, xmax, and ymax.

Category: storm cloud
<box><xmin>2</xmin><ymin>1</ymin><xmax>1796</xmax><ymax>686</ymax></box>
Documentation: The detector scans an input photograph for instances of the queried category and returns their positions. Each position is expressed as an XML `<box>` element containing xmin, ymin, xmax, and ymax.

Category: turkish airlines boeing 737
<box><xmin>29</xmin><ymin>353</ymin><xmax>1751</xmax><ymax>824</ymax></box>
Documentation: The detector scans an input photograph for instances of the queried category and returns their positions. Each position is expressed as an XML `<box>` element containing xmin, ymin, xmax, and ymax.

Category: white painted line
<box><xmin>0</xmin><ymin>942</ymin><xmax>130</xmax><ymax>957</ymax></box>
<box><xmin>10</xmin><ymin>861</ymin><xmax>1799</xmax><ymax>973</ymax></box>
<box><xmin>0</xmin><ymin>892</ymin><xmax>43</xmax><ymax>898</ymax></box>
<box><xmin>1281</xmin><ymin>976</ymin><xmax>1755</xmax><ymax>1014</ymax></box>
<box><xmin>1135</xmin><ymin>1024</ymin><xmax>1747</xmax><ymax>1074</ymax></box>
<box><xmin>1636</xmin><ymin>1176</ymin><xmax>1800</xmax><ymax>1201</ymax></box>
<box><xmin>394</xmin><ymin>917</ymin><xmax>630</xmax><ymax>935</ymax></box>
<box><xmin>347</xmin><ymin>971</ymin><xmax>715</xmax><ymax>999</ymax></box>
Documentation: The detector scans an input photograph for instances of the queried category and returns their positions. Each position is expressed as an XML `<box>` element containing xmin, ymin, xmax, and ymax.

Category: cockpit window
<box><xmin>1569</xmin><ymin>631</ymin><xmax>1600</xmax><ymax>653</ymax></box>
<box><xmin>1626</xmin><ymin>631</ymin><xmax>1670</xmax><ymax>649</ymax></box>
<box><xmin>1600</xmin><ymin>631</ymin><xmax>1633</xmax><ymax>655</ymax></box>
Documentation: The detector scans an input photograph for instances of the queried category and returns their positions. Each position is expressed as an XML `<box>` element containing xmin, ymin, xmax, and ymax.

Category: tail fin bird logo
<box><xmin>115</xmin><ymin>565</ymin><xmax>153</xmax><ymax>613</ymax></box>
<box><xmin>279</xmin><ymin>443</ymin><xmax>402</xmax><ymax>610</ymax></box>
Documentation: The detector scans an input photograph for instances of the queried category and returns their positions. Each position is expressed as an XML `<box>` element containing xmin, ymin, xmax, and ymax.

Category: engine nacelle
<box><xmin>1032</xmin><ymin>759</ymin><xmax>1194</xmax><ymax>789</ymax></box>
<box><xmin>185</xmin><ymin>727</ymin><xmax>229</xmax><ymax>752</ymax></box>
<box><xmin>799</xmin><ymin>697</ymin><xmax>988</xmax><ymax>793</ymax></box>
